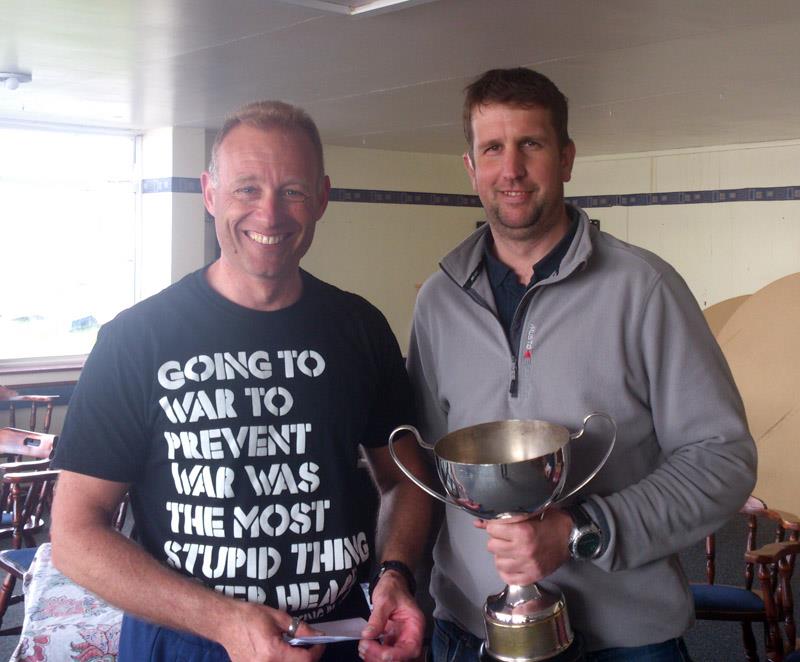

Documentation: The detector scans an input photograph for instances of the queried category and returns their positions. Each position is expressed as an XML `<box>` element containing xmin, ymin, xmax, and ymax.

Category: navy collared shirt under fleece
<box><xmin>483</xmin><ymin>216</ymin><xmax>579</xmax><ymax>335</ymax></box>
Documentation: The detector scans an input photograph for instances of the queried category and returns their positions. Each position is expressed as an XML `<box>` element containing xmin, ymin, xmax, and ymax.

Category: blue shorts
<box><xmin>119</xmin><ymin>587</ymin><xmax>369</xmax><ymax>662</ymax></box>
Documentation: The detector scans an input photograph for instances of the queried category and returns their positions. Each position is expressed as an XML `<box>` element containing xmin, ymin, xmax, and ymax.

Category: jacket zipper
<box><xmin>507</xmin><ymin>286</ymin><xmax>540</xmax><ymax>397</ymax></box>
<box><xmin>442</xmin><ymin>263</ymin><xmax>532</xmax><ymax>397</ymax></box>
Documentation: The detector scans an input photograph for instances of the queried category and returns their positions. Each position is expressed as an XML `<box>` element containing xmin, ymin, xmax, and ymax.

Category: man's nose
<box><xmin>253</xmin><ymin>191</ymin><xmax>282</xmax><ymax>221</ymax></box>
<box><xmin>500</xmin><ymin>149</ymin><xmax>526</xmax><ymax>180</ymax></box>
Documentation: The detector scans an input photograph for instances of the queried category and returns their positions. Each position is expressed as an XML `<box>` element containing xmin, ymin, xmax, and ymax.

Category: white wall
<box><xmin>569</xmin><ymin>139</ymin><xmax>800</xmax><ymax>309</ymax></box>
<box><xmin>303</xmin><ymin>145</ymin><xmax>477</xmax><ymax>347</ymax></box>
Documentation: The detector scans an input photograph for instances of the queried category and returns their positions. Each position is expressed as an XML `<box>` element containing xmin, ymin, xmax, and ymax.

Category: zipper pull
<box><xmin>463</xmin><ymin>265</ymin><xmax>481</xmax><ymax>290</ymax></box>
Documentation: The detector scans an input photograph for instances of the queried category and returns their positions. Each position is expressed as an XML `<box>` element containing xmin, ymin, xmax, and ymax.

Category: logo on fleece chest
<box><xmin>523</xmin><ymin>322</ymin><xmax>537</xmax><ymax>361</ymax></box>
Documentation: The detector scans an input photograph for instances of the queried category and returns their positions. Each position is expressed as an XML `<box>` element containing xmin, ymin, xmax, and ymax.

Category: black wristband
<box><xmin>368</xmin><ymin>560</ymin><xmax>416</xmax><ymax>601</ymax></box>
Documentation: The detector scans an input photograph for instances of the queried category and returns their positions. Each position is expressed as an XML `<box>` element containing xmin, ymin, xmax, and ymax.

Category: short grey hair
<box><xmin>208</xmin><ymin>100</ymin><xmax>325</xmax><ymax>185</ymax></box>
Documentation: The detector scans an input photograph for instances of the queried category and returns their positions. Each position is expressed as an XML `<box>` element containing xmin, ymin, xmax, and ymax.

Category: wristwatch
<box><xmin>368</xmin><ymin>560</ymin><xmax>416</xmax><ymax>601</ymax></box>
<box><xmin>566</xmin><ymin>503</ymin><xmax>603</xmax><ymax>561</ymax></box>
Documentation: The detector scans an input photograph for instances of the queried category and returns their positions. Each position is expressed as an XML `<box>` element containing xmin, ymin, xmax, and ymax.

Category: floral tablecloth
<box><xmin>10</xmin><ymin>543</ymin><xmax>122</xmax><ymax>662</ymax></box>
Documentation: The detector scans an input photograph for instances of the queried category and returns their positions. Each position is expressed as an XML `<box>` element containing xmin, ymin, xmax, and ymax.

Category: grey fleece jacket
<box><xmin>407</xmin><ymin>205</ymin><xmax>757</xmax><ymax>650</ymax></box>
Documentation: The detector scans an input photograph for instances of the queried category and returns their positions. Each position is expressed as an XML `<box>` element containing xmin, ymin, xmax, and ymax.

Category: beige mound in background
<box><xmin>702</xmin><ymin>295</ymin><xmax>750</xmax><ymax>338</ymax></box>
<box><xmin>707</xmin><ymin>273</ymin><xmax>800</xmax><ymax>514</ymax></box>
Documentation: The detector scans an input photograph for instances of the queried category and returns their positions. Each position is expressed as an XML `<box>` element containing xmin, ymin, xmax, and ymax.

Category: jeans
<box><xmin>431</xmin><ymin>618</ymin><xmax>693</xmax><ymax>662</ymax></box>
<box><xmin>431</xmin><ymin>618</ymin><xmax>484</xmax><ymax>662</ymax></box>
<box><xmin>119</xmin><ymin>587</ymin><xmax>369</xmax><ymax>661</ymax></box>
<box><xmin>120</xmin><ymin>614</ymin><xmax>360</xmax><ymax>661</ymax></box>
<box><xmin>585</xmin><ymin>639</ymin><xmax>692</xmax><ymax>662</ymax></box>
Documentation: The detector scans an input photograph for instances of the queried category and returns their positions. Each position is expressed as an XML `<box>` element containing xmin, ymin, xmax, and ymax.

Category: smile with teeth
<box><xmin>246</xmin><ymin>230</ymin><xmax>287</xmax><ymax>245</ymax></box>
<box><xmin>501</xmin><ymin>190</ymin><xmax>531</xmax><ymax>199</ymax></box>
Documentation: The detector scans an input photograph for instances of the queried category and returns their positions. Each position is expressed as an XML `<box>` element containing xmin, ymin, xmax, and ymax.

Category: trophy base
<box><xmin>480</xmin><ymin>633</ymin><xmax>585</xmax><ymax>662</ymax></box>
<box><xmin>483</xmin><ymin>584</ymin><xmax>574</xmax><ymax>662</ymax></box>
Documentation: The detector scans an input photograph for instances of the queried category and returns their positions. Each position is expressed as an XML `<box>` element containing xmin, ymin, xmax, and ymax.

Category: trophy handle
<box><xmin>555</xmin><ymin>411</ymin><xmax>617</xmax><ymax>503</ymax></box>
<box><xmin>388</xmin><ymin>425</ymin><xmax>453</xmax><ymax>508</ymax></box>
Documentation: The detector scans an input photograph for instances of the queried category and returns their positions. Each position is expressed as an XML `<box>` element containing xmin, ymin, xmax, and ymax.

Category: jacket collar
<box><xmin>439</xmin><ymin>203</ymin><xmax>595</xmax><ymax>290</ymax></box>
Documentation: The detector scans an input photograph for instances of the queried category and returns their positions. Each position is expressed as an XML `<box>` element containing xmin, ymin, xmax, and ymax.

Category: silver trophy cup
<box><xmin>389</xmin><ymin>412</ymin><xmax>616</xmax><ymax>662</ymax></box>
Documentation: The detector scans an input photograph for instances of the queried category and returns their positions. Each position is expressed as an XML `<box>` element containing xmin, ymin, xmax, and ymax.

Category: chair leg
<box><xmin>761</xmin><ymin>615</ymin><xmax>786</xmax><ymax>662</ymax></box>
<box><xmin>741</xmin><ymin>621</ymin><xmax>759</xmax><ymax>662</ymax></box>
<box><xmin>0</xmin><ymin>573</ymin><xmax>17</xmax><ymax>629</ymax></box>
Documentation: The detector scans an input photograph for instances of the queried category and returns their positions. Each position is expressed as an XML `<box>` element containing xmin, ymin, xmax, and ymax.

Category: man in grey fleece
<box><xmin>407</xmin><ymin>67</ymin><xmax>757</xmax><ymax>661</ymax></box>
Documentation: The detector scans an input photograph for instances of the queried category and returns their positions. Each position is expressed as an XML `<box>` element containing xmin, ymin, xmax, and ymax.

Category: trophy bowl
<box><xmin>431</xmin><ymin>419</ymin><xmax>570</xmax><ymax>520</ymax></box>
<box><xmin>389</xmin><ymin>412</ymin><xmax>616</xmax><ymax>662</ymax></box>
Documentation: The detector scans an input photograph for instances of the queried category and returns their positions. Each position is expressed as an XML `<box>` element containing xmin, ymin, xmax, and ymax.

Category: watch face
<box><xmin>576</xmin><ymin>531</ymin><xmax>601</xmax><ymax>558</ymax></box>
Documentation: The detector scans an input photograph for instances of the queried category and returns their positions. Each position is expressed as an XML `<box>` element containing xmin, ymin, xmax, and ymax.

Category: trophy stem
<box><xmin>506</xmin><ymin>582</ymin><xmax>543</xmax><ymax>606</ymax></box>
<box><xmin>484</xmin><ymin>583</ymin><xmax>573</xmax><ymax>662</ymax></box>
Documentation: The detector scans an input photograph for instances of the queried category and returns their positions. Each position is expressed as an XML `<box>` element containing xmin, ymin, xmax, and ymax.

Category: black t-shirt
<box><xmin>54</xmin><ymin>268</ymin><xmax>414</xmax><ymax>621</ymax></box>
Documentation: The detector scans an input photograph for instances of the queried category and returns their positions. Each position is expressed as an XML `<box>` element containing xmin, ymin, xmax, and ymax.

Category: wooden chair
<box><xmin>0</xmin><ymin>480</ymin><xmax>131</xmax><ymax>636</ymax></box>
<box><xmin>0</xmin><ymin>428</ymin><xmax>59</xmax><ymax>634</ymax></box>
<box><xmin>0</xmin><ymin>467</ymin><xmax>60</xmax><ymax>635</ymax></box>
<box><xmin>0</xmin><ymin>427</ymin><xmax>57</xmax><ymax>465</ymax></box>
<box><xmin>7</xmin><ymin>395</ymin><xmax>58</xmax><ymax>435</ymax></box>
<box><xmin>0</xmin><ymin>427</ymin><xmax>58</xmax><ymax>516</ymax></box>
<box><xmin>691</xmin><ymin>495</ymin><xmax>800</xmax><ymax>662</ymax></box>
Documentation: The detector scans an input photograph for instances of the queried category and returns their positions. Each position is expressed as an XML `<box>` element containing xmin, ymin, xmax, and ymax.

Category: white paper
<box><xmin>286</xmin><ymin>616</ymin><xmax>377</xmax><ymax>645</ymax></box>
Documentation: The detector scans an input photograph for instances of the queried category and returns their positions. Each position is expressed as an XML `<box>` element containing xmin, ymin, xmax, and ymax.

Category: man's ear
<box><xmin>315</xmin><ymin>175</ymin><xmax>331</xmax><ymax>221</ymax></box>
<box><xmin>463</xmin><ymin>152</ymin><xmax>478</xmax><ymax>191</ymax></box>
<box><xmin>560</xmin><ymin>141</ymin><xmax>576</xmax><ymax>183</ymax></box>
<box><xmin>200</xmin><ymin>171</ymin><xmax>215</xmax><ymax>216</ymax></box>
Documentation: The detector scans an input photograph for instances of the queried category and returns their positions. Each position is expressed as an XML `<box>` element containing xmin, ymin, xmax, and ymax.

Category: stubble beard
<box><xmin>486</xmin><ymin>198</ymin><xmax>549</xmax><ymax>243</ymax></box>
<box><xmin>486</xmin><ymin>176</ymin><xmax>573</xmax><ymax>247</ymax></box>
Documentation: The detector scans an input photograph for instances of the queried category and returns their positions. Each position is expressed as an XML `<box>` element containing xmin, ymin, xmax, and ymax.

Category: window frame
<box><xmin>0</xmin><ymin>122</ymin><xmax>142</xmax><ymax>376</ymax></box>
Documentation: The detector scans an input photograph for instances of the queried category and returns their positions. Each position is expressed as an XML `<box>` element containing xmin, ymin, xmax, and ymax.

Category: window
<box><xmin>0</xmin><ymin>126</ymin><xmax>137</xmax><ymax>368</ymax></box>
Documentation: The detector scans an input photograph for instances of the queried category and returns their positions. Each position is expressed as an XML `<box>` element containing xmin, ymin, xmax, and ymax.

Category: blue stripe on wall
<box><xmin>140</xmin><ymin>178</ymin><xmax>800</xmax><ymax>208</ymax></box>
<box><xmin>566</xmin><ymin>186</ymin><xmax>800</xmax><ymax>208</ymax></box>
<box><xmin>328</xmin><ymin>188</ymin><xmax>482</xmax><ymax>207</ymax></box>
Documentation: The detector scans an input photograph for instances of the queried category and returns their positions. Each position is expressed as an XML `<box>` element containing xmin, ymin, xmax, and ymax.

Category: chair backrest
<box><xmin>0</xmin><ymin>468</ymin><xmax>60</xmax><ymax>549</ymax></box>
<box><xmin>0</xmin><ymin>428</ymin><xmax>57</xmax><ymax>461</ymax></box>
<box><xmin>7</xmin><ymin>395</ymin><xmax>58</xmax><ymax>434</ymax></box>
<box><xmin>699</xmin><ymin>495</ymin><xmax>800</xmax><ymax>658</ymax></box>
<box><xmin>703</xmin><ymin>495</ymin><xmax>798</xmax><ymax>586</ymax></box>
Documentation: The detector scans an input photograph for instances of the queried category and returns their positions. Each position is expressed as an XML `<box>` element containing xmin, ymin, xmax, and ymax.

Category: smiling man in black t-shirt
<box><xmin>51</xmin><ymin>100</ymin><xmax>433</xmax><ymax>662</ymax></box>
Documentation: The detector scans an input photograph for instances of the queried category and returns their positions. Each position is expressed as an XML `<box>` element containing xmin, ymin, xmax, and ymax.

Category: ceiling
<box><xmin>2</xmin><ymin>0</ymin><xmax>800</xmax><ymax>156</ymax></box>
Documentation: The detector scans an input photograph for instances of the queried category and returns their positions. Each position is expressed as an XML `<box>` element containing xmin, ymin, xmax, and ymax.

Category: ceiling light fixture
<box><xmin>0</xmin><ymin>72</ymin><xmax>32</xmax><ymax>91</ymax></box>
<box><xmin>279</xmin><ymin>0</ymin><xmax>438</xmax><ymax>17</ymax></box>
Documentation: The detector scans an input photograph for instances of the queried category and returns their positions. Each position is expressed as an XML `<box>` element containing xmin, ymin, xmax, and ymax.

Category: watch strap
<box><xmin>581</xmin><ymin>500</ymin><xmax>610</xmax><ymax>556</ymax></box>
<box><xmin>566</xmin><ymin>502</ymin><xmax>593</xmax><ymax>529</ymax></box>
<box><xmin>368</xmin><ymin>560</ymin><xmax>416</xmax><ymax>601</ymax></box>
